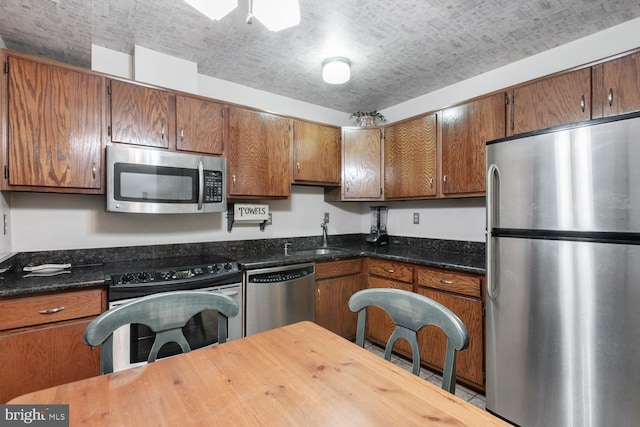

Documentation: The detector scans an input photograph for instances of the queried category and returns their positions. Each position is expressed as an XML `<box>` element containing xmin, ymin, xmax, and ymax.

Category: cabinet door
<box><xmin>417</xmin><ymin>287</ymin><xmax>484</xmax><ymax>388</ymax></box>
<box><xmin>315</xmin><ymin>274</ymin><xmax>364</xmax><ymax>339</ymax></box>
<box><xmin>175</xmin><ymin>95</ymin><xmax>225</xmax><ymax>155</ymax></box>
<box><xmin>0</xmin><ymin>318</ymin><xmax>100</xmax><ymax>403</ymax></box>
<box><xmin>441</xmin><ymin>93</ymin><xmax>505</xmax><ymax>195</ymax></box>
<box><xmin>366</xmin><ymin>276</ymin><xmax>413</xmax><ymax>354</ymax></box>
<box><xmin>510</xmin><ymin>68</ymin><xmax>591</xmax><ymax>136</ymax></box>
<box><xmin>7</xmin><ymin>56</ymin><xmax>102</xmax><ymax>190</ymax></box>
<box><xmin>292</xmin><ymin>120</ymin><xmax>340</xmax><ymax>185</ymax></box>
<box><xmin>342</xmin><ymin>128</ymin><xmax>383</xmax><ymax>200</ymax></box>
<box><xmin>599</xmin><ymin>51</ymin><xmax>640</xmax><ymax>117</ymax></box>
<box><xmin>109</xmin><ymin>80</ymin><xmax>169</xmax><ymax>148</ymax></box>
<box><xmin>228</xmin><ymin>107</ymin><xmax>291</xmax><ymax>197</ymax></box>
<box><xmin>384</xmin><ymin>114</ymin><xmax>436</xmax><ymax>199</ymax></box>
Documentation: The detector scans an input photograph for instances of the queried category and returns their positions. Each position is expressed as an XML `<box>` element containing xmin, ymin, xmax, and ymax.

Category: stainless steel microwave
<box><xmin>106</xmin><ymin>145</ymin><xmax>226</xmax><ymax>214</ymax></box>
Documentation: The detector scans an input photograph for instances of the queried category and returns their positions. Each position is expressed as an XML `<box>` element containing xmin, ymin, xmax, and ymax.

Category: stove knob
<box><xmin>121</xmin><ymin>273</ymin><xmax>134</xmax><ymax>284</ymax></box>
<box><xmin>224</xmin><ymin>263</ymin><xmax>233</xmax><ymax>271</ymax></box>
<box><xmin>138</xmin><ymin>272</ymin><xmax>151</xmax><ymax>282</ymax></box>
<box><xmin>212</xmin><ymin>264</ymin><xmax>221</xmax><ymax>273</ymax></box>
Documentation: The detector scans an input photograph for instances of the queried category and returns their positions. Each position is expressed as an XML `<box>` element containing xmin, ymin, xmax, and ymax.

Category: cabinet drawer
<box><xmin>367</xmin><ymin>259</ymin><xmax>413</xmax><ymax>283</ymax></box>
<box><xmin>315</xmin><ymin>259</ymin><xmax>362</xmax><ymax>280</ymax></box>
<box><xmin>416</xmin><ymin>268</ymin><xmax>481</xmax><ymax>298</ymax></box>
<box><xmin>0</xmin><ymin>289</ymin><xmax>103</xmax><ymax>331</ymax></box>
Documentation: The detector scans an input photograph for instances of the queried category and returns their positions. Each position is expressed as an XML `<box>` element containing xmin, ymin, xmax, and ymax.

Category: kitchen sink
<box><xmin>294</xmin><ymin>247</ymin><xmax>344</xmax><ymax>256</ymax></box>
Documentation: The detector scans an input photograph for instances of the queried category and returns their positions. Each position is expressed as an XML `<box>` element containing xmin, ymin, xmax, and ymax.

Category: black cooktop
<box><xmin>105</xmin><ymin>255</ymin><xmax>242</xmax><ymax>302</ymax></box>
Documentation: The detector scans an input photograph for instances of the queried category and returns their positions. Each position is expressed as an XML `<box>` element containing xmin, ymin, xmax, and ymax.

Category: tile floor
<box><xmin>364</xmin><ymin>340</ymin><xmax>486</xmax><ymax>410</ymax></box>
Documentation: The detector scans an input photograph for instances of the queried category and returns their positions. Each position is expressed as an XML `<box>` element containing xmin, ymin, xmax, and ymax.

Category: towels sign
<box><xmin>234</xmin><ymin>203</ymin><xmax>269</xmax><ymax>221</ymax></box>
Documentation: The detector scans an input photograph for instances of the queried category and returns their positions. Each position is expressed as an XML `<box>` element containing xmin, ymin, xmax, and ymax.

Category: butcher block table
<box><xmin>9</xmin><ymin>321</ymin><xmax>507</xmax><ymax>426</ymax></box>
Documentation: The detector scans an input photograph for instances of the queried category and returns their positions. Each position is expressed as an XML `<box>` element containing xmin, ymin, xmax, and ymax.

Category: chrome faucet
<box><xmin>321</xmin><ymin>222</ymin><xmax>329</xmax><ymax>247</ymax></box>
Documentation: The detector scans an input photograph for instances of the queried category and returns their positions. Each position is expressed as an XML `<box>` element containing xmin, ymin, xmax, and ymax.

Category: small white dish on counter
<box><xmin>23</xmin><ymin>263</ymin><xmax>72</xmax><ymax>274</ymax></box>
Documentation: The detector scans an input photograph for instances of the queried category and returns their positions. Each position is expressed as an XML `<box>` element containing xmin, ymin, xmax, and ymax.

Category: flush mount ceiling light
<box><xmin>184</xmin><ymin>0</ymin><xmax>238</xmax><ymax>21</ymax></box>
<box><xmin>247</xmin><ymin>0</ymin><xmax>300</xmax><ymax>32</ymax></box>
<box><xmin>322</xmin><ymin>57</ymin><xmax>351</xmax><ymax>84</ymax></box>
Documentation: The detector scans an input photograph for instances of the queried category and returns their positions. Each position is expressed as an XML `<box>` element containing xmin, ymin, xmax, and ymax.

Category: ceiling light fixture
<box><xmin>184</xmin><ymin>0</ymin><xmax>238</xmax><ymax>21</ymax></box>
<box><xmin>247</xmin><ymin>0</ymin><xmax>300</xmax><ymax>32</ymax></box>
<box><xmin>322</xmin><ymin>57</ymin><xmax>351</xmax><ymax>84</ymax></box>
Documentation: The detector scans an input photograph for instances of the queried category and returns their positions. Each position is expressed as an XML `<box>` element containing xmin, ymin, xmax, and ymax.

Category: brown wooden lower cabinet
<box><xmin>314</xmin><ymin>259</ymin><xmax>364</xmax><ymax>340</ymax></box>
<box><xmin>366</xmin><ymin>276</ymin><xmax>413</xmax><ymax>355</ymax></box>
<box><xmin>0</xmin><ymin>289</ymin><xmax>103</xmax><ymax>403</ymax></box>
<box><xmin>364</xmin><ymin>258</ymin><xmax>485</xmax><ymax>391</ymax></box>
<box><xmin>417</xmin><ymin>287</ymin><xmax>484</xmax><ymax>389</ymax></box>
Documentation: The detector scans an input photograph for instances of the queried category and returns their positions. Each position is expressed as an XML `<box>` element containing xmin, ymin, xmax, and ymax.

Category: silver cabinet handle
<box><xmin>39</xmin><ymin>306</ymin><xmax>65</xmax><ymax>314</ymax></box>
<box><xmin>443</xmin><ymin>175</ymin><xmax>448</xmax><ymax>184</ymax></box>
<box><xmin>92</xmin><ymin>162</ymin><xmax>96</xmax><ymax>180</ymax></box>
<box><xmin>580</xmin><ymin>95</ymin><xmax>585</xmax><ymax>112</ymax></box>
<box><xmin>608</xmin><ymin>88</ymin><xmax>613</xmax><ymax>107</ymax></box>
<box><xmin>232</xmin><ymin>175</ymin><xmax>237</xmax><ymax>185</ymax></box>
<box><xmin>429</xmin><ymin>177</ymin><xmax>433</xmax><ymax>188</ymax></box>
<box><xmin>296</xmin><ymin>162</ymin><xmax>301</xmax><ymax>173</ymax></box>
<box><xmin>180</xmin><ymin>129</ymin><xmax>184</xmax><ymax>141</ymax></box>
<box><xmin>385</xmin><ymin>268</ymin><xmax>395</xmax><ymax>273</ymax></box>
<box><xmin>440</xmin><ymin>279</ymin><xmax>454</xmax><ymax>285</ymax></box>
<box><xmin>161</xmin><ymin>126</ymin><xmax>165</xmax><ymax>140</ymax></box>
<box><xmin>317</xmin><ymin>288</ymin><xmax>320</xmax><ymax>298</ymax></box>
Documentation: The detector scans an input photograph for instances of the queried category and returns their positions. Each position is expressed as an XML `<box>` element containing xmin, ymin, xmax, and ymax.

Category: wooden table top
<box><xmin>10</xmin><ymin>321</ymin><xmax>508</xmax><ymax>426</ymax></box>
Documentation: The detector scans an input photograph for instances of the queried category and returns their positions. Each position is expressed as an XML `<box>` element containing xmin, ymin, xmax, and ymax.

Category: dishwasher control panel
<box><xmin>248</xmin><ymin>265</ymin><xmax>315</xmax><ymax>283</ymax></box>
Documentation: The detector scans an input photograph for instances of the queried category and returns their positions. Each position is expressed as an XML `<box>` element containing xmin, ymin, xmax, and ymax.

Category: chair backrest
<box><xmin>84</xmin><ymin>291</ymin><xmax>239</xmax><ymax>374</ymax></box>
<box><xmin>348</xmin><ymin>288</ymin><xmax>469</xmax><ymax>393</ymax></box>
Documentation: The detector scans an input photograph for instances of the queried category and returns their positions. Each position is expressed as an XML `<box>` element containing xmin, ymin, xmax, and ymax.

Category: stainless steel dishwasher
<box><xmin>245</xmin><ymin>262</ymin><xmax>315</xmax><ymax>336</ymax></box>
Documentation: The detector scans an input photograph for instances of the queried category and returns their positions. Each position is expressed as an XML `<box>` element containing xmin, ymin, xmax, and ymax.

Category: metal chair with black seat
<box><xmin>84</xmin><ymin>291</ymin><xmax>239</xmax><ymax>374</ymax></box>
<box><xmin>348</xmin><ymin>288</ymin><xmax>469</xmax><ymax>394</ymax></box>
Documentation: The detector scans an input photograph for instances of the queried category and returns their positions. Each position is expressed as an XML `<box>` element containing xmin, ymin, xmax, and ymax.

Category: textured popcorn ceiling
<box><xmin>1</xmin><ymin>0</ymin><xmax>640</xmax><ymax>113</ymax></box>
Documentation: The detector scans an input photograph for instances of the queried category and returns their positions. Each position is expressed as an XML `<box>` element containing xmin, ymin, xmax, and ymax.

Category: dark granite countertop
<box><xmin>235</xmin><ymin>242</ymin><xmax>486</xmax><ymax>275</ymax></box>
<box><xmin>0</xmin><ymin>235</ymin><xmax>486</xmax><ymax>298</ymax></box>
<box><xmin>0</xmin><ymin>264</ymin><xmax>106</xmax><ymax>298</ymax></box>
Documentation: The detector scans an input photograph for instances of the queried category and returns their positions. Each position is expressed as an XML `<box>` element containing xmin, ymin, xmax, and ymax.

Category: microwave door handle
<box><xmin>197</xmin><ymin>159</ymin><xmax>204</xmax><ymax>211</ymax></box>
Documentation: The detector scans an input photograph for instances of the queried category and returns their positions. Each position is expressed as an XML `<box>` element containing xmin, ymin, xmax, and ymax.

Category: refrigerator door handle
<box><xmin>486</xmin><ymin>163</ymin><xmax>500</xmax><ymax>300</ymax></box>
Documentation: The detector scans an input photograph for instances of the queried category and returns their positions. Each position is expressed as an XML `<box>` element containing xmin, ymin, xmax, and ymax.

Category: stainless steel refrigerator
<box><xmin>485</xmin><ymin>112</ymin><xmax>640</xmax><ymax>426</ymax></box>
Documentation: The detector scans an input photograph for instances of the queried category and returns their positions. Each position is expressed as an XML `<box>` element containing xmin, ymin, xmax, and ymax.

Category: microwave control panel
<box><xmin>204</xmin><ymin>170</ymin><xmax>224</xmax><ymax>203</ymax></box>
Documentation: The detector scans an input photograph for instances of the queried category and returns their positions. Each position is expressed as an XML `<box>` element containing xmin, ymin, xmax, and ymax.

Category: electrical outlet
<box><xmin>267</xmin><ymin>212</ymin><xmax>273</xmax><ymax>225</ymax></box>
<box><xmin>324</xmin><ymin>212</ymin><xmax>330</xmax><ymax>223</ymax></box>
<box><xmin>413</xmin><ymin>212</ymin><xmax>420</xmax><ymax>224</ymax></box>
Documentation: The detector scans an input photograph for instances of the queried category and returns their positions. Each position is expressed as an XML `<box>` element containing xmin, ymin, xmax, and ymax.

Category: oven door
<box><xmin>109</xmin><ymin>284</ymin><xmax>242</xmax><ymax>372</ymax></box>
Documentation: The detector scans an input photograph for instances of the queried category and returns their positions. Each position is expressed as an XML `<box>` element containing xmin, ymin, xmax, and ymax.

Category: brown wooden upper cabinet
<box><xmin>175</xmin><ymin>95</ymin><xmax>225</xmax><ymax>155</ymax></box>
<box><xmin>441</xmin><ymin>93</ymin><xmax>506</xmax><ymax>196</ymax></box>
<box><xmin>340</xmin><ymin>127</ymin><xmax>384</xmax><ymax>200</ymax></box>
<box><xmin>6</xmin><ymin>55</ymin><xmax>103</xmax><ymax>191</ymax></box>
<box><xmin>109</xmin><ymin>79</ymin><xmax>170</xmax><ymax>149</ymax></box>
<box><xmin>508</xmin><ymin>68</ymin><xmax>591</xmax><ymax>136</ymax></box>
<box><xmin>292</xmin><ymin>120</ymin><xmax>340</xmax><ymax>185</ymax></box>
<box><xmin>228</xmin><ymin>107</ymin><xmax>292</xmax><ymax>198</ymax></box>
<box><xmin>384</xmin><ymin>114</ymin><xmax>437</xmax><ymax>199</ymax></box>
<box><xmin>593</xmin><ymin>50</ymin><xmax>640</xmax><ymax>119</ymax></box>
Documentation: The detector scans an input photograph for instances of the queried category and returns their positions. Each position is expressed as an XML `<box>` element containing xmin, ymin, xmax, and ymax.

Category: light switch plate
<box><xmin>324</xmin><ymin>212</ymin><xmax>330</xmax><ymax>223</ymax></box>
<box><xmin>267</xmin><ymin>213</ymin><xmax>272</xmax><ymax>225</ymax></box>
<box><xmin>413</xmin><ymin>212</ymin><xmax>420</xmax><ymax>224</ymax></box>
